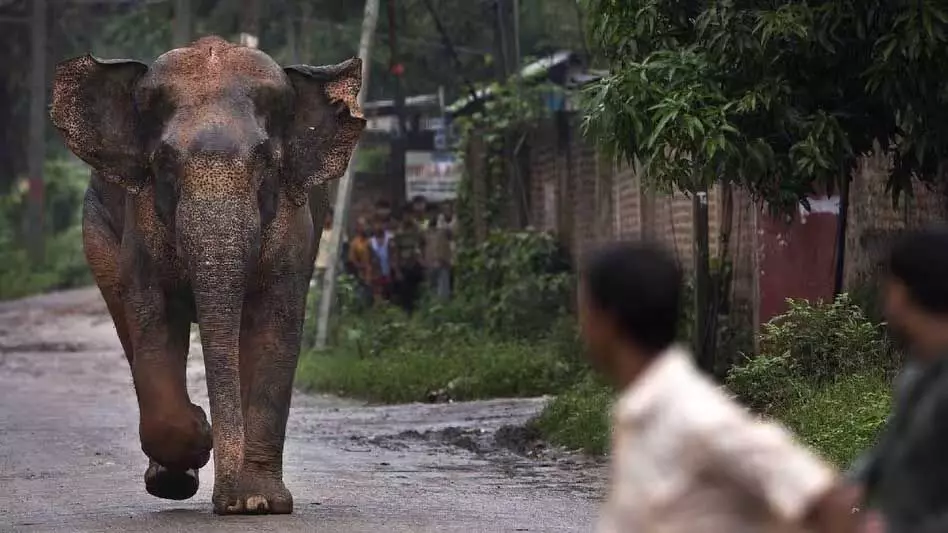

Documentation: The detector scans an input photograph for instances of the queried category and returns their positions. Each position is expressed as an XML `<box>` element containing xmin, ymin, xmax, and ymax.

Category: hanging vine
<box><xmin>451</xmin><ymin>79</ymin><xmax>566</xmax><ymax>244</ymax></box>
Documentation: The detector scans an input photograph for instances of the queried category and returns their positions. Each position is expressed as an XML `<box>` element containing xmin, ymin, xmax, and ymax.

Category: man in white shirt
<box><xmin>578</xmin><ymin>241</ymin><xmax>858</xmax><ymax>533</ymax></box>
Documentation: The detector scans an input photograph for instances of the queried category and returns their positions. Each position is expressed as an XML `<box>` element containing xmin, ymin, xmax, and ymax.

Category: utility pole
<box><xmin>388</xmin><ymin>0</ymin><xmax>408</xmax><ymax>207</ymax></box>
<box><xmin>693</xmin><ymin>187</ymin><xmax>713</xmax><ymax>373</ymax></box>
<box><xmin>240</xmin><ymin>0</ymin><xmax>260</xmax><ymax>49</ymax></box>
<box><xmin>26</xmin><ymin>0</ymin><xmax>46</xmax><ymax>263</ymax></box>
<box><xmin>511</xmin><ymin>0</ymin><xmax>521</xmax><ymax>71</ymax></box>
<box><xmin>299</xmin><ymin>1</ymin><xmax>313</xmax><ymax>63</ymax></box>
<box><xmin>285</xmin><ymin>0</ymin><xmax>299</xmax><ymax>64</ymax></box>
<box><xmin>172</xmin><ymin>0</ymin><xmax>191</xmax><ymax>48</ymax></box>
<box><xmin>493</xmin><ymin>0</ymin><xmax>511</xmax><ymax>79</ymax></box>
<box><xmin>314</xmin><ymin>0</ymin><xmax>381</xmax><ymax>350</ymax></box>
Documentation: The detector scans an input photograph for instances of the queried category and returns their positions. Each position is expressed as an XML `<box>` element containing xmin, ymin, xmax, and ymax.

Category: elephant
<box><xmin>48</xmin><ymin>36</ymin><xmax>365</xmax><ymax>515</ymax></box>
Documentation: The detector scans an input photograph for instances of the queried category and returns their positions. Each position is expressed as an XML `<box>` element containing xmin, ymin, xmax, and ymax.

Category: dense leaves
<box><xmin>581</xmin><ymin>0</ymin><xmax>948</xmax><ymax>211</ymax></box>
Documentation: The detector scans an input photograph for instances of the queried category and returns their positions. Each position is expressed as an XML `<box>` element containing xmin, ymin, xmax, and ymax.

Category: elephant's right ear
<box><xmin>50</xmin><ymin>55</ymin><xmax>149</xmax><ymax>193</ymax></box>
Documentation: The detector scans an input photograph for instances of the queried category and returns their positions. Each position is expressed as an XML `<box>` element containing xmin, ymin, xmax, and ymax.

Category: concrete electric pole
<box><xmin>172</xmin><ymin>0</ymin><xmax>191</xmax><ymax>48</ymax></box>
<box><xmin>26</xmin><ymin>0</ymin><xmax>47</xmax><ymax>263</ymax></box>
<box><xmin>313</xmin><ymin>0</ymin><xmax>381</xmax><ymax>350</ymax></box>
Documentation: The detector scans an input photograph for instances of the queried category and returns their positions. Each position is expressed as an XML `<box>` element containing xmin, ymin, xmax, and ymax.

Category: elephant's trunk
<box><xmin>177</xmin><ymin>191</ymin><xmax>260</xmax><ymax>487</ymax></box>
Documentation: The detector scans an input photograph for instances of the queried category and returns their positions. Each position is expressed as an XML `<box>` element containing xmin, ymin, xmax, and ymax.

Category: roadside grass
<box><xmin>296</xmin><ymin>338</ymin><xmax>578</xmax><ymax>404</ymax></box>
<box><xmin>773</xmin><ymin>371</ymin><xmax>892</xmax><ymax>467</ymax></box>
<box><xmin>529</xmin><ymin>371</ymin><xmax>892</xmax><ymax>467</ymax></box>
<box><xmin>297</xmin><ymin>286</ymin><xmax>892</xmax><ymax>468</ymax></box>
<box><xmin>529</xmin><ymin>374</ymin><xmax>612</xmax><ymax>456</ymax></box>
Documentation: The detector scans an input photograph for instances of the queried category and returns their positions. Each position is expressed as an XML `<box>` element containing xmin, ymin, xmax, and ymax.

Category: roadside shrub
<box><xmin>0</xmin><ymin>159</ymin><xmax>91</xmax><ymax>300</ymax></box>
<box><xmin>727</xmin><ymin>294</ymin><xmax>896</xmax><ymax>412</ymax></box>
<box><xmin>296</xmin><ymin>336</ymin><xmax>578</xmax><ymax>403</ymax></box>
<box><xmin>776</xmin><ymin>371</ymin><xmax>891</xmax><ymax>467</ymax></box>
<box><xmin>530</xmin><ymin>374</ymin><xmax>612</xmax><ymax>455</ymax></box>
<box><xmin>452</xmin><ymin>231</ymin><xmax>573</xmax><ymax>340</ymax></box>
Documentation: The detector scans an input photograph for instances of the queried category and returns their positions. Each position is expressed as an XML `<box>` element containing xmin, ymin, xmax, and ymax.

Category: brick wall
<box><xmin>515</xmin><ymin>115</ymin><xmax>752</xmax><ymax>284</ymax></box>
<box><xmin>844</xmin><ymin>146</ymin><xmax>947</xmax><ymax>285</ymax></box>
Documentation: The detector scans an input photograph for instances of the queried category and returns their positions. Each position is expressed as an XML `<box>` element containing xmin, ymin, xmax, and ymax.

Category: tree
<box><xmin>581</xmin><ymin>0</ymin><xmax>948</xmax><ymax>371</ymax></box>
<box><xmin>581</xmin><ymin>0</ymin><xmax>948</xmax><ymax>210</ymax></box>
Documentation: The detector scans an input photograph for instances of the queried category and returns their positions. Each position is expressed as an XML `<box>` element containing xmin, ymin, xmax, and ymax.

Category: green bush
<box><xmin>297</xmin><ymin>230</ymin><xmax>584</xmax><ymax>402</ymax></box>
<box><xmin>296</xmin><ymin>332</ymin><xmax>579</xmax><ymax>403</ymax></box>
<box><xmin>530</xmin><ymin>375</ymin><xmax>613</xmax><ymax>455</ymax></box>
<box><xmin>727</xmin><ymin>294</ymin><xmax>897</xmax><ymax>412</ymax></box>
<box><xmin>532</xmin><ymin>368</ymin><xmax>891</xmax><ymax>467</ymax></box>
<box><xmin>775</xmin><ymin>372</ymin><xmax>892</xmax><ymax>467</ymax></box>
<box><xmin>452</xmin><ymin>231</ymin><xmax>573</xmax><ymax>340</ymax></box>
<box><xmin>534</xmin><ymin>294</ymin><xmax>894</xmax><ymax>465</ymax></box>
<box><xmin>0</xmin><ymin>159</ymin><xmax>91</xmax><ymax>300</ymax></box>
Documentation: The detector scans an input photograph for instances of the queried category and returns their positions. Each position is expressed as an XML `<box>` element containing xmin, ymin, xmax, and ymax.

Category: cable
<box><xmin>419</xmin><ymin>0</ymin><xmax>481</xmax><ymax>105</ymax></box>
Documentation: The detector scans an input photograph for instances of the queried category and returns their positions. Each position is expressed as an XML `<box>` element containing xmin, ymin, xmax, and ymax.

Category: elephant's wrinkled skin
<box><xmin>48</xmin><ymin>36</ymin><xmax>365</xmax><ymax>515</ymax></box>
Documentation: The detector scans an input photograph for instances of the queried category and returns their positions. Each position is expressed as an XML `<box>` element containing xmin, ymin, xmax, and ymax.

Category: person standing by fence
<box><xmin>393</xmin><ymin>215</ymin><xmax>425</xmax><ymax>312</ymax></box>
<box><xmin>369</xmin><ymin>218</ymin><xmax>394</xmax><ymax>303</ymax></box>
<box><xmin>347</xmin><ymin>217</ymin><xmax>374</xmax><ymax>308</ymax></box>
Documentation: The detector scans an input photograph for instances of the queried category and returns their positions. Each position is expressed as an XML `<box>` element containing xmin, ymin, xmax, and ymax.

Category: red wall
<box><xmin>756</xmin><ymin>196</ymin><xmax>840</xmax><ymax>327</ymax></box>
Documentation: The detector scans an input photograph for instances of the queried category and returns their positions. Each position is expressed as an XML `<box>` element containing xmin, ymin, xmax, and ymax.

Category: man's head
<box><xmin>579</xmin><ymin>241</ymin><xmax>682</xmax><ymax>380</ymax></box>
<box><xmin>883</xmin><ymin>227</ymin><xmax>948</xmax><ymax>357</ymax></box>
<box><xmin>323</xmin><ymin>212</ymin><xmax>333</xmax><ymax>229</ymax></box>
<box><xmin>411</xmin><ymin>195</ymin><xmax>427</xmax><ymax>215</ymax></box>
<box><xmin>374</xmin><ymin>200</ymin><xmax>392</xmax><ymax>222</ymax></box>
<box><xmin>371</xmin><ymin>219</ymin><xmax>385</xmax><ymax>236</ymax></box>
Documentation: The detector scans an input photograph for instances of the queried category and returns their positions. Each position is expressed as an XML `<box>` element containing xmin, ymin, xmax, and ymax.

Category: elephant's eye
<box><xmin>151</xmin><ymin>146</ymin><xmax>180</xmax><ymax>182</ymax></box>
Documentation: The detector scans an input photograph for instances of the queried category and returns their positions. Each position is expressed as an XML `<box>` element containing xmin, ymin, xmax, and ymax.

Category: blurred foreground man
<box><xmin>580</xmin><ymin>241</ymin><xmax>856</xmax><ymax>533</ymax></box>
<box><xmin>846</xmin><ymin>228</ymin><xmax>948</xmax><ymax>533</ymax></box>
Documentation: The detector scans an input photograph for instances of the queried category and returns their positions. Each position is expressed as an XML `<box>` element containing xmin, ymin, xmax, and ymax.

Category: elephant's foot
<box><xmin>144</xmin><ymin>460</ymin><xmax>200</xmax><ymax>500</ymax></box>
<box><xmin>213</xmin><ymin>472</ymin><xmax>293</xmax><ymax>515</ymax></box>
<box><xmin>140</xmin><ymin>403</ymin><xmax>213</xmax><ymax>472</ymax></box>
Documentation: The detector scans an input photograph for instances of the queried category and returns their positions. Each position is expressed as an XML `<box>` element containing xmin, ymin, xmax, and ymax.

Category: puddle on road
<box><xmin>348</xmin><ymin>422</ymin><xmax>607</xmax><ymax>500</ymax></box>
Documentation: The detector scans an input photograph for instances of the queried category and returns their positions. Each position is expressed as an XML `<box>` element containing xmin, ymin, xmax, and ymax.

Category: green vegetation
<box><xmin>0</xmin><ymin>159</ymin><xmax>92</xmax><ymax>300</ymax></box>
<box><xmin>297</xmin><ymin>225</ymin><xmax>894</xmax><ymax>468</ymax></box>
<box><xmin>296</xmin><ymin>231</ymin><xmax>585</xmax><ymax>402</ymax></box>
<box><xmin>531</xmin><ymin>295</ymin><xmax>896</xmax><ymax>467</ymax></box>
<box><xmin>581</xmin><ymin>0</ymin><xmax>948</xmax><ymax>209</ymax></box>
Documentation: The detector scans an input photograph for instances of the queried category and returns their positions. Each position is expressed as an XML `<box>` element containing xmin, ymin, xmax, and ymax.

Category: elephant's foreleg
<box><xmin>122</xmin><ymin>273</ymin><xmax>212</xmax><ymax>500</ymax></box>
<box><xmin>82</xmin><ymin>190</ymin><xmax>134</xmax><ymax>367</ymax></box>
<box><xmin>224</xmin><ymin>274</ymin><xmax>309</xmax><ymax>515</ymax></box>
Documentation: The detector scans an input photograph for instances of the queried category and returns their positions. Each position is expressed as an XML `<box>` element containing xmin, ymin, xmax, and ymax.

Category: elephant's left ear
<box><xmin>284</xmin><ymin>58</ymin><xmax>367</xmax><ymax>207</ymax></box>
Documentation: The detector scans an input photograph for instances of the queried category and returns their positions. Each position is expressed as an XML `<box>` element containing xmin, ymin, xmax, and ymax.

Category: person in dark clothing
<box><xmin>392</xmin><ymin>216</ymin><xmax>425</xmax><ymax>313</ymax></box>
<box><xmin>847</xmin><ymin>226</ymin><xmax>948</xmax><ymax>533</ymax></box>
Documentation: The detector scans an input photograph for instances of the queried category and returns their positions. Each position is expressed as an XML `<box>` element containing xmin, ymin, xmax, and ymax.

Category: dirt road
<box><xmin>0</xmin><ymin>288</ymin><xmax>604</xmax><ymax>532</ymax></box>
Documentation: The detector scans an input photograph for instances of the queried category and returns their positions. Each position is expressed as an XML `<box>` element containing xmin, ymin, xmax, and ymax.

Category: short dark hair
<box><xmin>582</xmin><ymin>241</ymin><xmax>682</xmax><ymax>354</ymax></box>
<box><xmin>887</xmin><ymin>226</ymin><xmax>948</xmax><ymax>314</ymax></box>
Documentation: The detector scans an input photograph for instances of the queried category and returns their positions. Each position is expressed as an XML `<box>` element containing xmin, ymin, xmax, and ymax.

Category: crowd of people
<box><xmin>314</xmin><ymin>196</ymin><xmax>456</xmax><ymax>313</ymax></box>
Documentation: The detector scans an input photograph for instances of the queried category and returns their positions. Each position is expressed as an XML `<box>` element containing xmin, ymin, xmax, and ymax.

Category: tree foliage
<box><xmin>0</xmin><ymin>0</ymin><xmax>585</xmax><ymax>191</ymax></box>
<box><xmin>581</xmin><ymin>0</ymin><xmax>948</xmax><ymax>210</ymax></box>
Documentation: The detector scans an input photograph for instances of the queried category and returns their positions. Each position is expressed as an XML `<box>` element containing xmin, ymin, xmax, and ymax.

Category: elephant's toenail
<box><xmin>246</xmin><ymin>495</ymin><xmax>269</xmax><ymax>512</ymax></box>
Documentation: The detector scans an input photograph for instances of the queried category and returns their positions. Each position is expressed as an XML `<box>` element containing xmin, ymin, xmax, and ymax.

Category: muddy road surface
<box><xmin>0</xmin><ymin>289</ymin><xmax>604</xmax><ymax>532</ymax></box>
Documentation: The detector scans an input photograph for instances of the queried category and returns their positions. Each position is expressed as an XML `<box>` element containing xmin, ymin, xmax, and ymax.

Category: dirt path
<box><xmin>0</xmin><ymin>288</ymin><xmax>604</xmax><ymax>532</ymax></box>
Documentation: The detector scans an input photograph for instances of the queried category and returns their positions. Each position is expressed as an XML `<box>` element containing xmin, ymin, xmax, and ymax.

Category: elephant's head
<box><xmin>49</xmin><ymin>34</ymin><xmax>364</xmax><ymax>310</ymax></box>
<box><xmin>50</xmin><ymin>35</ymin><xmax>363</xmax><ymax>206</ymax></box>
